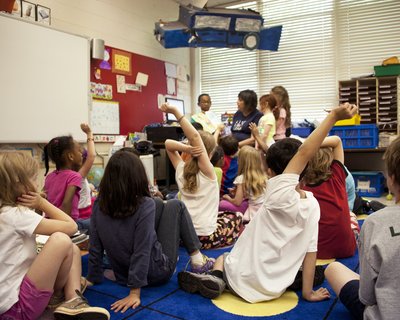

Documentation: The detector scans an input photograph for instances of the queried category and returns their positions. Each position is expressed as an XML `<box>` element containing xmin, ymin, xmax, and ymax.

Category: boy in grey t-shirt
<box><xmin>325</xmin><ymin>136</ymin><xmax>400</xmax><ymax>320</ymax></box>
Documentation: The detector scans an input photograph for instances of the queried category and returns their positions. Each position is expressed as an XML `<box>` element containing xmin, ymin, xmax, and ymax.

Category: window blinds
<box><xmin>199</xmin><ymin>0</ymin><xmax>400</xmax><ymax>123</ymax></box>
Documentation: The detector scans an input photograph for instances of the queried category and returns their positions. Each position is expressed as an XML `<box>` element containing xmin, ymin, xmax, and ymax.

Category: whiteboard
<box><xmin>0</xmin><ymin>14</ymin><xmax>90</xmax><ymax>143</ymax></box>
<box><xmin>91</xmin><ymin>100</ymin><xmax>120</xmax><ymax>134</ymax></box>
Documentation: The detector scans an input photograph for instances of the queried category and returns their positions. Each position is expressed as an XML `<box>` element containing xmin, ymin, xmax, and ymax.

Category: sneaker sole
<box><xmin>53</xmin><ymin>307</ymin><xmax>110</xmax><ymax>320</ymax></box>
<box><xmin>178</xmin><ymin>272</ymin><xmax>221</xmax><ymax>299</ymax></box>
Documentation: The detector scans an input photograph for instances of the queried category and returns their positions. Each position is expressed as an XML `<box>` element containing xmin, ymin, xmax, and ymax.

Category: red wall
<box><xmin>91</xmin><ymin>46</ymin><xmax>168</xmax><ymax>134</ymax></box>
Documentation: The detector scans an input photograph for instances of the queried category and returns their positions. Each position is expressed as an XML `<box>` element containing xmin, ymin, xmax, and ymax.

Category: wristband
<box><xmin>87</xmin><ymin>137</ymin><xmax>94</xmax><ymax>142</ymax></box>
<box><xmin>177</xmin><ymin>115</ymin><xmax>185</xmax><ymax>123</ymax></box>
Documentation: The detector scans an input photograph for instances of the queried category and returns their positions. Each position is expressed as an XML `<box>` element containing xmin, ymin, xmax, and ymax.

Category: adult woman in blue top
<box><xmin>231</xmin><ymin>90</ymin><xmax>263</xmax><ymax>147</ymax></box>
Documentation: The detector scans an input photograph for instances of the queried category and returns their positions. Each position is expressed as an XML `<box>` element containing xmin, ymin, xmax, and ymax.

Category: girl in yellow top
<box><xmin>252</xmin><ymin>94</ymin><xmax>277</xmax><ymax>151</ymax></box>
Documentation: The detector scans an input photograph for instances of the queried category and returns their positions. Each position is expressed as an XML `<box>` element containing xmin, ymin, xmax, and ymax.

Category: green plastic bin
<box><xmin>374</xmin><ymin>64</ymin><xmax>400</xmax><ymax>77</ymax></box>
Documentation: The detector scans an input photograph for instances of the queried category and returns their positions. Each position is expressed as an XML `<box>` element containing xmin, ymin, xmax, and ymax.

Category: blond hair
<box><xmin>0</xmin><ymin>152</ymin><xmax>38</xmax><ymax>208</ymax></box>
<box><xmin>237</xmin><ymin>146</ymin><xmax>267</xmax><ymax>198</ymax></box>
<box><xmin>303</xmin><ymin>148</ymin><xmax>333</xmax><ymax>185</ymax></box>
<box><xmin>183</xmin><ymin>130</ymin><xmax>216</xmax><ymax>193</ymax></box>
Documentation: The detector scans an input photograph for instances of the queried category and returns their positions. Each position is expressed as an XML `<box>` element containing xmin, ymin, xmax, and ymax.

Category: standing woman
<box><xmin>231</xmin><ymin>90</ymin><xmax>263</xmax><ymax>148</ymax></box>
<box><xmin>271</xmin><ymin>86</ymin><xmax>292</xmax><ymax>140</ymax></box>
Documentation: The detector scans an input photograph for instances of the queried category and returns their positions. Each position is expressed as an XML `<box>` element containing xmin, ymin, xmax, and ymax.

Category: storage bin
<box><xmin>374</xmin><ymin>64</ymin><xmax>400</xmax><ymax>77</ymax></box>
<box><xmin>292</xmin><ymin>127</ymin><xmax>313</xmax><ymax>138</ymax></box>
<box><xmin>335</xmin><ymin>114</ymin><xmax>361</xmax><ymax>126</ymax></box>
<box><xmin>329</xmin><ymin>124</ymin><xmax>378</xmax><ymax>149</ymax></box>
<box><xmin>352</xmin><ymin>171</ymin><xmax>385</xmax><ymax>197</ymax></box>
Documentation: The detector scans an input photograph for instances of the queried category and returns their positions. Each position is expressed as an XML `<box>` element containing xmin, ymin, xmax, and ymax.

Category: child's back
<box><xmin>359</xmin><ymin>205</ymin><xmax>400</xmax><ymax>319</ymax></box>
<box><xmin>224</xmin><ymin>139</ymin><xmax>320</xmax><ymax>301</ymax></box>
<box><xmin>302</xmin><ymin>140</ymin><xmax>357</xmax><ymax>259</ymax></box>
<box><xmin>45</xmin><ymin>169</ymin><xmax>81</xmax><ymax>220</ymax></box>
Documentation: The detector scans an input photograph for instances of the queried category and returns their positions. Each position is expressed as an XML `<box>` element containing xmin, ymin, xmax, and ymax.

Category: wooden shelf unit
<box><xmin>338</xmin><ymin>76</ymin><xmax>399</xmax><ymax>135</ymax></box>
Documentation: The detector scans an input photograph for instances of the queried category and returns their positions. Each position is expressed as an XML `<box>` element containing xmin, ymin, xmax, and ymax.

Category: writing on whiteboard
<box><xmin>91</xmin><ymin>100</ymin><xmax>120</xmax><ymax>134</ymax></box>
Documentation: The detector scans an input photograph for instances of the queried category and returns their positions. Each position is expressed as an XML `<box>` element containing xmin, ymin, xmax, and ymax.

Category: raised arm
<box><xmin>160</xmin><ymin>104</ymin><xmax>215</xmax><ymax>179</ymax></box>
<box><xmin>213</xmin><ymin>123</ymin><xmax>225</xmax><ymax>144</ymax></box>
<box><xmin>284</xmin><ymin>103</ymin><xmax>357</xmax><ymax>175</ymax></box>
<box><xmin>79</xmin><ymin>123</ymin><xmax>95</xmax><ymax>178</ymax></box>
<box><xmin>320</xmin><ymin>135</ymin><xmax>344</xmax><ymax>164</ymax></box>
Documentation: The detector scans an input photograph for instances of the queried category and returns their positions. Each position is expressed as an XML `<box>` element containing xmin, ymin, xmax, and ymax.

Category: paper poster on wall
<box><xmin>90</xmin><ymin>82</ymin><xmax>113</xmax><ymax>100</ymax></box>
<box><xmin>165</xmin><ymin>62</ymin><xmax>177</xmax><ymax>78</ymax></box>
<box><xmin>116</xmin><ymin>75</ymin><xmax>126</xmax><ymax>93</ymax></box>
<box><xmin>112</xmin><ymin>49</ymin><xmax>132</xmax><ymax>76</ymax></box>
<box><xmin>91</xmin><ymin>100</ymin><xmax>120</xmax><ymax>134</ymax></box>
<box><xmin>136</xmin><ymin>72</ymin><xmax>149</xmax><ymax>86</ymax></box>
<box><xmin>167</xmin><ymin>77</ymin><xmax>176</xmax><ymax>95</ymax></box>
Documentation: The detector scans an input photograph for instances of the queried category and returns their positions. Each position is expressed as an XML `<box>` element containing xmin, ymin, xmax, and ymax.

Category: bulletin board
<box><xmin>91</xmin><ymin>45</ymin><xmax>170</xmax><ymax>135</ymax></box>
<box><xmin>90</xmin><ymin>100</ymin><xmax>120</xmax><ymax>134</ymax></box>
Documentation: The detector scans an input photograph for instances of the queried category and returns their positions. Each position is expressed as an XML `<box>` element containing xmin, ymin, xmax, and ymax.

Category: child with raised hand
<box><xmin>160</xmin><ymin>103</ymin><xmax>243</xmax><ymax>249</ymax></box>
<box><xmin>78</xmin><ymin>124</ymin><xmax>96</xmax><ymax>220</ymax></box>
<box><xmin>220</xmin><ymin>146</ymin><xmax>267</xmax><ymax>222</ymax></box>
<box><xmin>302</xmin><ymin>136</ymin><xmax>358</xmax><ymax>259</ymax></box>
<box><xmin>43</xmin><ymin>124</ymin><xmax>91</xmax><ymax>231</ymax></box>
<box><xmin>325</xmin><ymin>136</ymin><xmax>400</xmax><ymax>320</ymax></box>
<box><xmin>178</xmin><ymin>103</ymin><xmax>357</xmax><ymax>303</ymax></box>
<box><xmin>0</xmin><ymin>152</ymin><xmax>109</xmax><ymax>320</ymax></box>
<box><xmin>86</xmin><ymin>150</ymin><xmax>214</xmax><ymax>313</ymax></box>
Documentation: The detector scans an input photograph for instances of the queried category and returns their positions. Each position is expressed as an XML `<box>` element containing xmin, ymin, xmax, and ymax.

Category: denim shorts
<box><xmin>0</xmin><ymin>276</ymin><xmax>53</xmax><ymax>320</ymax></box>
<box><xmin>339</xmin><ymin>279</ymin><xmax>365</xmax><ymax>320</ymax></box>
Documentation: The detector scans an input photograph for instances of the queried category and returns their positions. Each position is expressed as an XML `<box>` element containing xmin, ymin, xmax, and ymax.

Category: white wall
<box><xmin>0</xmin><ymin>0</ymin><xmax>192</xmax><ymax>185</ymax></box>
<box><xmin>36</xmin><ymin>0</ymin><xmax>189</xmax><ymax>66</ymax></box>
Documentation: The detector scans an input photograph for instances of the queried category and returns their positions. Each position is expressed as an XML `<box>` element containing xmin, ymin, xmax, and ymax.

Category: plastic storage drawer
<box><xmin>292</xmin><ymin>127</ymin><xmax>313</xmax><ymax>138</ymax></box>
<box><xmin>329</xmin><ymin>124</ymin><xmax>378</xmax><ymax>149</ymax></box>
<box><xmin>352</xmin><ymin>171</ymin><xmax>385</xmax><ymax>197</ymax></box>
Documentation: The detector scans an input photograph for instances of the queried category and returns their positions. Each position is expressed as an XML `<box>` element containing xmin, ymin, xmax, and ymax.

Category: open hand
<box><xmin>303</xmin><ymin>287</ymin><xmax>330</xmax><ymax>302</ymax></box>
<box><xmin>111</xmin><ymin>293</ymin><xmax>140</xmax><ymax>313</ymax></box>
<box><xmin>249</xmin><ymin>122</ymin><xmax>259</xmax><ymax>137</ymax></box>
<box><xmin>17</xmin><ymin>191</ymin><xmax>44</xmax><ymax>210</ymax></box>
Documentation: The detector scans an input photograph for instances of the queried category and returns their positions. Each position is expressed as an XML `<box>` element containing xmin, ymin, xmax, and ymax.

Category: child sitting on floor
<box><xmin>161</xmin><ymin>104</ymin><xmax>243</xmax><ymax>249</ymax></box>
<box><xmin>43</xmin><ymin>124</ymin><xmax>92</xmax><ymax>231</ymax></box>
<box><xmin>325</xmin><ymin>135</ymin><xmax>400</xmax><ymax>320</ymax></box>
<box><xmin>177</xmin><ymin>103</ymin><xmax>358</xmax><ymax>303</ymax></box>
<box><xmin>302</xmin><ymin>136</ymin><xmax>358</xmax><ymax>259</ymax></box>
<box><xmin>0</xmin><ymin>152</ymin><xmax>109</xmax><ymax>319</ymax></box>
<box><xmin>220</xmin><ymin>146</ymin><xmax>267</xmax><ymax>222</ymax></box>
<box><xmin>86</xmin><ymin>150</ymin><xmax>214</xmax><ymax>313</ymax></box>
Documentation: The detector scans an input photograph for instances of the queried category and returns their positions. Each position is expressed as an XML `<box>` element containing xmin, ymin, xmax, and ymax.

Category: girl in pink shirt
<box><xmin>43</xmin><ymin>124</ymin><xmax>93</xmax><ymax>231</ymax></box>
<box><xmin>271</xmin><ymin>86</ymin><xmax>292</xmax><ymax>141</ymax></box>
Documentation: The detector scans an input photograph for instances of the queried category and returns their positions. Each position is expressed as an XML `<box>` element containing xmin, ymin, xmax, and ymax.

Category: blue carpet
<box><xmin>81</xmin><ymin>223</ymin><xmax>364</xmax><ymax>320</ymax></box>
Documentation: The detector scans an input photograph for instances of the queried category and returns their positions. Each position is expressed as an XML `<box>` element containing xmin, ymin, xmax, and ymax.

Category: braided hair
<box><xmin>43</xmin><ymin>135</ymin><xmax>75</xmax><ymax>175</ymax></box>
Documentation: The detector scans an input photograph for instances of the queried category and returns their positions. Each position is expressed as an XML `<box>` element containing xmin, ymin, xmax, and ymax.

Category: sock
<box><xmin>211</xmin><ymin>270</ymin><xmax>224</xmax><ymax>279</ymax></box>
<box><xmin>190</xmin><ymin>251</ymin><xmax>204</xmax><ymax>266</ymax></box>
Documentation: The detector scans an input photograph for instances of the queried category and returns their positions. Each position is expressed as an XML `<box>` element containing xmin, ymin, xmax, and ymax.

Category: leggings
<box><xmin>153</xmin><ymin>198</ymin><xmax>202</xmax><ymax>271</ymax></box>
<box><xmin>198</xmin><ymin>211</ymin><xmax>243</xmax><ymax>249</ymax></box>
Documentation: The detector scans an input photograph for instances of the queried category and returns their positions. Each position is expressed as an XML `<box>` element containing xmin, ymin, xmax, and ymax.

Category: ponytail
<box><xmin>183</xmin><ymin>158</ymin><xmax>200</xmax><ymax>193</ymax></box>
